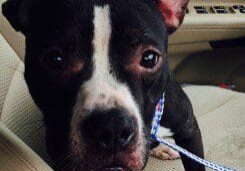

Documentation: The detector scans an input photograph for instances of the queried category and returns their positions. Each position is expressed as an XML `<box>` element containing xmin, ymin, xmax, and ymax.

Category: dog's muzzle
<box><xmin>69</xmin><ymin>105</ymin><xmax>146</xmax><ymax>171</ymax></box>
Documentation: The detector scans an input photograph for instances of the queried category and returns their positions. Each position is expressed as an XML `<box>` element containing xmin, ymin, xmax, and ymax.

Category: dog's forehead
<box><xmin>29</xmin><ymin>0</ymin><xmax>165</xmax><ymax>41</ymax></box>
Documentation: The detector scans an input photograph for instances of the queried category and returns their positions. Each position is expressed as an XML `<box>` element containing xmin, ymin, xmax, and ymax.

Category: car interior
<box><xmin>0</xmin><ymin>0</ymin><xmax>244</xmax><ymax>170</ymax></box>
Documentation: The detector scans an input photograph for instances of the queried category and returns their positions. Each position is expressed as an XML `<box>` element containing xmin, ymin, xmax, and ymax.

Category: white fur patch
<box><xmin>157</xmin><ymin>126</ymin><xmax>173</xmax><ymax>137</ymax></box>
<box><xmin>72</xmin><ymin>5</ymin><xmax>143</xmax><ymax>139</ymax></box>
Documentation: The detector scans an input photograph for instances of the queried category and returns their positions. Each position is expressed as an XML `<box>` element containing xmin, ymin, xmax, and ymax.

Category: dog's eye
<box><xmin>45</xmin><ymin>54</ymin><xmax>65</xmax><ymax>70</ymax></box>
<box><xmin>140</xmin><ymin>50</ymin><xmax>160</xmax><ymax>69</ymax></box>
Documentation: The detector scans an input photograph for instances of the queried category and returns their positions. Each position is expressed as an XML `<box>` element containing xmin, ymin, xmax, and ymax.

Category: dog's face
<box><xmin>3</xmin><ymin>0</ymin><xmax>188</xmax><ymax>170</ymax></box>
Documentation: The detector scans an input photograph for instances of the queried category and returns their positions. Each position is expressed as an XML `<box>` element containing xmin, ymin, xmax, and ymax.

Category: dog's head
<box><xmin>2</xmin><ymin>0</ymin><xmax>188</xmax><ymax>170</ymax></box>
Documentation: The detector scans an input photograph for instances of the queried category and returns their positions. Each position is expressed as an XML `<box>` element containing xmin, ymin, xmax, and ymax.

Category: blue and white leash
<box><xmin>151</xmin><ymin>96</ymin><xmax>238</xmax><ymax>171</ymax></box>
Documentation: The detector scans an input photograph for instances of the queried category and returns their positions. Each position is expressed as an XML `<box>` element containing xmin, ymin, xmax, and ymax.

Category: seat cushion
<box><xmin>0</xmin><ymin>34</ymin><xmax>21</xmax><ymax>115</ymax></box>
<box><xmin>0</xmin><ymin>123</ymin><xmax>52</xmax><ymax>171</ymax></box>
<box><xmin>184</xmin><ymin>85</ymin><xmax>245</xmax><ymax>170</ymax></box>
<box><xmin>0</xmin><ymin>34</ymin><xmax>244</xmax><ymax>170</ymax></box>
<box><xmin>0</xmin><ymin>34</ymin><xmax>49</xmax><ymax>160</ymax></box>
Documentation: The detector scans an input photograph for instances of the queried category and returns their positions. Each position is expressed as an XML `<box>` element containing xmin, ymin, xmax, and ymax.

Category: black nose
<box><xmin>81</xmin><ymin>108</ymin><xmax>137</xmax><ymax>153</ymax></box>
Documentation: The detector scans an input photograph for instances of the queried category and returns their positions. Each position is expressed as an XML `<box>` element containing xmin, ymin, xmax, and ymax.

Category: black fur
<box><xmin>163</xmin><ymin>74</ymin><xmax>204</xmax><ymax>171</ymax></box>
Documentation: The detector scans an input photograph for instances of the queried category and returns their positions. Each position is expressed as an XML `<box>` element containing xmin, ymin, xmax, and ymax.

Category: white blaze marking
<box><xmin>92</xmin><ymin>5</ymin><xmax>112</xmax><ymax>84</ymax></box>
<box><xmin>72</xmin><ymin>5</ymin><xmax>143</xmax><ymax>138</ymax></box>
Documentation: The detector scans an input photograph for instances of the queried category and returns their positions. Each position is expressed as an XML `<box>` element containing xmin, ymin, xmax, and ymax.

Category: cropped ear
<box><xmin>155</xmin><ymin>0</ymin><xmax>189</xmax><ymax>34</ymax></box>
<box><xmin>2</xmin><ymin>0</ymin><xmax>34</xmax><ymax>34</ymax></box>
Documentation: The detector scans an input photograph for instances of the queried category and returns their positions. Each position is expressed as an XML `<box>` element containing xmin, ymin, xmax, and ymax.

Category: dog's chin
<box><xmin>55</xmin><ymin>143</ymin><xmax>149</xmax><ymax>171</ymax></box>
<box><xmin>68</xmin><ymin>155</ymin><xmax>148</xmax><ymax>171</ymax></box>
<box><xmin>55</xmin><ymin>154</ymin><xmax>148</xmax><ymax>171</ymax></box>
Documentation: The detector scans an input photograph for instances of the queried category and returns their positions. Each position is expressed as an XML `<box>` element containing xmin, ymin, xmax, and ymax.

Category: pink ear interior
<box><xmin>157</xmin><ymin>0</ymin><xmax>188</xmax><ymax>34</ymax></box>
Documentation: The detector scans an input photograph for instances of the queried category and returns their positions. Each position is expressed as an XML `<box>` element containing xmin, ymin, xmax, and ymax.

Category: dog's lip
<box><xmin>96</xmin><ymin>165</ymin><xmax>129</xmax><ymax>171</ymax></box>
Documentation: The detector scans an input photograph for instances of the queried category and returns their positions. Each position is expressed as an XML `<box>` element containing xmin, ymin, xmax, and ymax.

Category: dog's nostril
<box><xmin>119</xmin><ymin>129</ymin><xmax>135</xmax><ymax>147</ymax></box>
<box><xmin>120</xmin><ymin>129</ymin><xmax>131</xmax><ymax>140</ymax></box>
<box><xmin>94</xmin><ymin>130</ymin><xmax>110</xmax><ymax>140</ymax></box>
<box><xmin>98</xmin><ymin>130</ymin><xmax>112</xmax><ymax>147</ymax></box>
<box><xmin>99</xmin><ymin>141</ymin><xmax>108</xmax><ymax>149</ymax></box>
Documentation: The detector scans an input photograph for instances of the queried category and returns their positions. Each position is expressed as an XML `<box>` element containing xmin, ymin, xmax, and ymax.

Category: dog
<box><xmin>2</xmin><ymin>0</ymin><xmax>205</xmax><ymax>170</ymax></box>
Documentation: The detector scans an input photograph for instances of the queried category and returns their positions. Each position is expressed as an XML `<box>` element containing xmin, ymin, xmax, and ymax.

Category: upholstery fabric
<box><xmin>184</xmin><ymin>86</ymin><xmax>245</xmax><ymax>171</ymax></box>
<box><xmin>0</xmin><ymin>123</ymin><xmax>53</xmax><ymax>171</ymax></box>
<box><xmin>0</xmin><ymin>34</ymin><xmax>21</xmax><ymax>116</ymax></box>
<box><xmin>0</xmin><ymin>33</ymin><xmax>50</xmax><ymax>171</ymax></box>
<box><xmin>0</xmin><ymin>34</ymin><xmax>49</xmax><ymax>160</ymax></box>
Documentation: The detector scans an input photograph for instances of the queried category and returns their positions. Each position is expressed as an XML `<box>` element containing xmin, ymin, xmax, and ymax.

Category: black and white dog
<box><xmin>2</xmin><ymin>0</ymin><xmax>204</xmax><ymax>170</ymax></box>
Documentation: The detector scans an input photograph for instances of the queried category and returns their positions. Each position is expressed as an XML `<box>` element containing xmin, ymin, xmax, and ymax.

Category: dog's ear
<box><xmin>2</xmin><ymin>0</ymin><xmax>34</xmax><ymax>34</ymax></box>
<box><xmin>154</xmin><ymin>0</ymin><xmax>189</xmax><ymax>34</ymax></box>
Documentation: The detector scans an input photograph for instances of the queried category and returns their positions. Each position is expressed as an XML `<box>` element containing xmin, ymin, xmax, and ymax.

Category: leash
<box><xmin>151</xmin><ymin>95</ymin><xmax>238</xmax><ymax>171</ymax></box>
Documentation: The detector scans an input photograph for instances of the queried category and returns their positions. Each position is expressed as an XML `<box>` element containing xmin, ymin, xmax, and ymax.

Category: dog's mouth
<box><xmin>65</xmin><ymin>148</ymin><xmax>147</xmax><ymax>171</ymax></box>
<box><xmin>96</xmin><ymin>165</ymin><xmax>130</xmax><ymax>171</ymax></box>
<box><xmin>55</xmin><ymin>137</ymin><xmax>149</xmax><ymax>171</ymax></box>
<box><xmin>56</xmin><ymin>155</ymin><xmax>145</xmax><ymax>171</ymax></box>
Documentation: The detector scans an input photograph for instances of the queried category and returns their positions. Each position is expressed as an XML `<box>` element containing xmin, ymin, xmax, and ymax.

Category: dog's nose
<box><xmin>81</xmin><ymin>108</ymin><xmax>137</xmax><ymax>153</ymax></box>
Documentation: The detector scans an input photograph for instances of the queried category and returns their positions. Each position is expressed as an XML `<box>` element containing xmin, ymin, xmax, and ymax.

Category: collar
<box><xmin>151</xmin><ymin>94</ymin><xmax>165</xmax><ymax>139</ymax></box>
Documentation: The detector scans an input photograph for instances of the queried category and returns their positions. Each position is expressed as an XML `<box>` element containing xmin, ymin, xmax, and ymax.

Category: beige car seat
<box><xmin>0</xmin><ymin>1</ymin><xmax>245</xmax><ymax>170</ymax></box>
